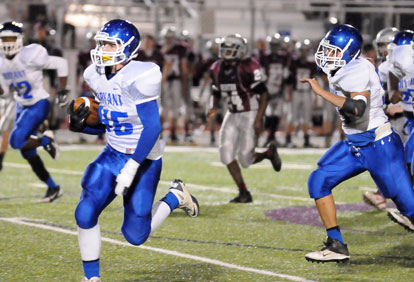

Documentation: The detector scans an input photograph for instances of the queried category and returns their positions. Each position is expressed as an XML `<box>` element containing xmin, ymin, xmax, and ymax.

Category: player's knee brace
<box><xmin>75</xmin><ymin>200</ymin><xmax>99</xmax><ymax>229</ymax></box>
<box><xmin>307</xmin><ymin>169</ymin><xmax>332</xmax><ymax>199</ymax></box>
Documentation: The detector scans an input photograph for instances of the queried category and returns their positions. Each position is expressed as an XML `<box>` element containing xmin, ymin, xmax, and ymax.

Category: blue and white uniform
<box><xmin>83</xmin><ymin>61</ymin><xmax>163</xmax><ymax>158</ymax></box>
<box><xmin>379</xmin><ymin>58</ymin><xmax>409</xmax><ymax>142</ymax></box>
<box><xmin>390</xmin><ymin>45</ymin><xmax>414</xmax><ymax>172</ymax></box>
<box><xmin>0</xmin><ymin>44</ymin><xmax>68</xmax><ymax>152</ymax></box>
<box><xmin>309</xmin><ymin>57</ymin><xmax>414</xmax><ymax>217</ymax></box>
<box><xmin>76</xmin><ymin>61</ymin><xmax>166</xmax><ymax>245</ymax></box>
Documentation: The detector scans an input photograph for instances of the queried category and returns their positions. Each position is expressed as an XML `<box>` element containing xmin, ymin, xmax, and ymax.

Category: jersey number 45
<box><xmin>99</xmin><ymin>107</ymin><xmax>133</xmax><ymax>136</ymax></box>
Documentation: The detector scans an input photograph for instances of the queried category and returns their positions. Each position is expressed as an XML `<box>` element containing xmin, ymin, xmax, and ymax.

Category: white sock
<box><xmin>150</xmin><ymin>201</ymin><xmax>171</xmax><ymax>234</ymax></box>
<box><xmin>78</xmin><ymin>224</ymin><xmax>101</xmax><ymax>261</ymax></box>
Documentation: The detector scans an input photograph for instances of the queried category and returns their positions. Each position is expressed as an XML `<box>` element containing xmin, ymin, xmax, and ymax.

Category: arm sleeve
<box><xmin>44</xmin><ymin>56</ymin><xmax>69</xmax><ymax>77</ymax></box>
<box><xmin>251</xmin><ymin>81</ymin><xmax>268</xmax><ymax>94</ymax></box>
<box><xmin>131</xmin><ymin>100</ymin><xmax>162</xmax><ymax>164</ymax></box>
<box><xmin>81</xmin><ymin>124</ymin><xmax>106</xmax><ymax>135</ymax></box>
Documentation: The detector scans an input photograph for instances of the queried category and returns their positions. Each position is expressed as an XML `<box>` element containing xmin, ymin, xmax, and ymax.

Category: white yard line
<box><xmin>0</xmin><ymin>217</ymin><xmax>315</xmax><ymax>282</ymax></box>
<box><xmin>58</xmin><ymin>144</ymin><xmax>326</xmax><ymax>155</ymax></box>
<box><xmin>4</xmin><ymin>162</ymin><xmax>313</xmax><ymax>202</ymax></box>
<box><xmin>158</xmin><ymin>181</ymin><xmax>314</xmax><ymax>202</ymax></box>
<box><xmin>210</xmin><ymin>161</ymin><xmax>315</xmax><ymax>170</ymax></box>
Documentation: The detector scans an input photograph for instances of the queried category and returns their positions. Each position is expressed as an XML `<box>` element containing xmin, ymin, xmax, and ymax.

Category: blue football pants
<box><xmin>308</xmin><ymin>132</ymin><xmax>414</xmax><ymax>218</ymax></box>
<box><xmin>75</xmin><ymin>145</ymin><xmax>162</xmax><ymax>246</ymax></box>
<box><xmin>9</xmin><ymin>99</ymin><xmax>49</xmax><ymax>158</ymax></box>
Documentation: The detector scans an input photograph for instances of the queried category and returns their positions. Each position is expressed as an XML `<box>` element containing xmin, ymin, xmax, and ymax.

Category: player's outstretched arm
<box><xmin>300</xmin><ymin>78</ymin><xmax>346</xmax><ymax>108</ymax></box>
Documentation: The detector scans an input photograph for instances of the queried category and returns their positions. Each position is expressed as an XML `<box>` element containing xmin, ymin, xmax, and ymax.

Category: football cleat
<box><xmin>305</xmin><ymin>237</ymin><xmax>350</xmax><ymax>263</ymax></box>
<box><xmin>43</xmin><ymin>130</ymin><xmax>60</xmax><ymax>160</ymax></box>
<box><xmin>40</xmin><ymin>186</ymin><xmax>63</xmax><ymax>203</ymax></box>
<box><xmin>267</xmin><ymin>141</ymin><xmax>282</xmax><ymax>172</ymax></box>
<box><xmin>169</xmin><ymin>179</ymin><xmax>199</xmax><ymax>217</ymax></box>
<box><xmin>387</xmin><ymin>208</ymin><xmax>414</xmax><ymax>232</ymax></box>
<box><xmin>362</xmin><ymin>191</ymin><xmax>387</xmax><ymax>211</ymax></box>
<box><xmin>81</xmin><ymin>277</ymin><xmax>101</xmax><ymax>282</ymax></box>
<box><xmin>230</xmin><ymin>190</ymin><xmax>253</xmax><ymax>203</ymax></box>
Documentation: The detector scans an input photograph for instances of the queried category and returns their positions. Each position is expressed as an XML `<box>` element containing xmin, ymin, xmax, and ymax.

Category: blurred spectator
<box><xmin>136</xmin><ymin>34</ymin><xmax>164</xmax><ymax>69</ymax></box>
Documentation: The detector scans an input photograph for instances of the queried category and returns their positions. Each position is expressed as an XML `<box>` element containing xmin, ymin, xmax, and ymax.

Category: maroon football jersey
<box><xmin>289</xmin><ymin>57</ymin><xmax>317</xmax><ymax>91</ymax></box>
<box><xmin>262</xmin><ymin>50</ymin><xmax>291</xmax><ymax>96</ymax></box>
<box><xmin>210</xmin><ymin>57</ymin><xmax>265</xmax><ymax>113</ymax></box>
<box><xmin>163</xmin><ymin>44</ymin><xmax>187</xmax><ymax>80</ymax></box>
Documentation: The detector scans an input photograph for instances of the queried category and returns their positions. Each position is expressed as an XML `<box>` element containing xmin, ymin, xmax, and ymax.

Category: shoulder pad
<box><xmin>130</xmin><ymin>61</ymin><xmax>162</xmax><ymax>97</ymax></box>
<box><xmin>334</xmin><ymin>58</ymin><xmax>370</xmax><ymax>93</ymax></box>
<box><xmin>391</xmin><ymin>45</ymin><xmax>414</xmax><ymax>78</ymax></box>
<box><xmin>18</xmin><ymin>44</ymin><xmax>49</xmax><ymax>68</ymax></box>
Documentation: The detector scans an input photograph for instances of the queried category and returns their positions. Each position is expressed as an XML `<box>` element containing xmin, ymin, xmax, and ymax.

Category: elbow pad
<box><xmin>341</xmin><ymin>95</ymin><xmax>367</xmax><ymax>117</ymax></box>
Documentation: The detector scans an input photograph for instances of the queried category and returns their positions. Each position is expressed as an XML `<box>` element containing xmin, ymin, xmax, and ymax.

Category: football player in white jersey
<box><xmin>301</xmin><ymin>24</ymin><xmax>414</xmax><ymax>263</ymax></box>
<box><xmin>388</xmin><ymin>30</ymin><xmax>414</xmax><ymax>179</ymax></box>
<box><xmin>0</xmin><ymin>21</ymin><xmax>68</xmax><ymax>202</ymax></box>
<box><xmin>362</xmin><ymin>27</ymin><xmax>400</xmax><ymax>210</ymax></box>
<box><xmin>67</xmin><ymin>19</ymin><xmax>199</xmax><ymax>282</ymax></box>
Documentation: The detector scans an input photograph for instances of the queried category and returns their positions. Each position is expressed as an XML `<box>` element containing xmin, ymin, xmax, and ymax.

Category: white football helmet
<box><xmin>373</xmin><ymin>27</ymin><xmax>399</xmax><ymax>59</ymax></box>
<box><xmin>219</xmin><ymin>34</ymin><xmax>247</xmax><ymax>60</ymax></box>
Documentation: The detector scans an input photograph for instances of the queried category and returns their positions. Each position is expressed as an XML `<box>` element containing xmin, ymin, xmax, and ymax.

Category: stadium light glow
<box><xmin>329</xmin><ymin>17</ymin><xmax>338</xmax><ymax>24</ymax></box>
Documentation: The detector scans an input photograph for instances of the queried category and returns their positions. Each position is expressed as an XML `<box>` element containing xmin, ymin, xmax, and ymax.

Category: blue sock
<box><xmin>45</xmin><ymin>177</ymin><xmax>58</xmax><ymax>189</ymax></box>
<box><xmin>40</xmin><ymin>136</ymin><xmax>51</xmax><ymax>147</ymax></box>
<box><xmin>326</xmin><ymin>226</ymin><xmax>344</xmax><ymax>244</ymax></box>
<box><xmin>83</xmin><ymin>259</ymin><xmax>100</xmax><ymax>279</ymax></box>
<box><xmin>161</xmin><ymin>192</ymin><xmax>179</xmax><ymax>210</ymax></box>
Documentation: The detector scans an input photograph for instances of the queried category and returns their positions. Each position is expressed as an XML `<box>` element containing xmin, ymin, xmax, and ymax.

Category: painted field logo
<box><xmin>265</xmin><ymin>203</ymin><xmax>395</xmax><ymax>230</ymax></box>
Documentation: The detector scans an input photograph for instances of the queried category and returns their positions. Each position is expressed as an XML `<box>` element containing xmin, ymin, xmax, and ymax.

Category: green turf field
<box><xmin>0</xmin><ymin>146</ymin><xmax>413</xmax><ymax>282</ymax></box>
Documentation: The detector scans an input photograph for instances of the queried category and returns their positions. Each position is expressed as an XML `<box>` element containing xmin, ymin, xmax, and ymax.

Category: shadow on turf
<box><xmin>350</xmin><ymin>243</ymin><xmax>414</xmax><ymax>267</ymax></box>
<box><xmin>121</xmin><ymin>263</ymin><xmax>225</xmax><ymax>282</ymax></box>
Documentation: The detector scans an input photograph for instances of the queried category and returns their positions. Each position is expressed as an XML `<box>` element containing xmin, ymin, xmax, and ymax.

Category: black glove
<box><xmin>57</xmin><ymin>89</ymin><xmax>70</xmax><ymax>107</ymax></box>
<box><xmin>67</xmin><ymin>100</ymin><xmax>90</xmax><ymax>132</ymax></box>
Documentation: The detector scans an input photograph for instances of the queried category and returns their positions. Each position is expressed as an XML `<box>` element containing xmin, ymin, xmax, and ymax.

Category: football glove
<box><xmin>67</xmin><ymin>100</ymin><xmax>90</xmax><ymax>132</ymax></box>
<box><xmin>57</xmin><ymin>89</ymin><xmax>70</xmax><ymax>108</ymax></box>
<box><xmin>115</xmin><ymin>158</ymin><xmax>140</xmax><ymax>196</ymax></box>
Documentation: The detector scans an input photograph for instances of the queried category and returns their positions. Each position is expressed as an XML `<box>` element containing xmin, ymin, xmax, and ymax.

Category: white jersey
<box><xmin>84</xmin><ymin>61</ymin><xmax>163</xmax><ymax>160</ymax></box>
<box><xmin>389</xmin><ymin>45</ymin><xmax>414</xmax><ymax>80</ymax></box>
<box><xmin>0</xmin><ymin>44</ymin><xmax>68</xmax><ymax>106</ymax></box>
<box><xmin>328</xmin><ymin>57</ymin><xmax>388</xmax><ymax>134</ymax></box>
<box><xmin>378</xmin><ymin>58</ymin><xmax>407</xmax><ymax>111</ymax></box>
<box><xmin>390</xmin><ymin>45</ymin><xmax>414</xmax><ymax>112</ymax></box>
<box><xmin>378</xmin><ymin>59</ymin><xmax>391</xmax><ymax>85</ymax></box>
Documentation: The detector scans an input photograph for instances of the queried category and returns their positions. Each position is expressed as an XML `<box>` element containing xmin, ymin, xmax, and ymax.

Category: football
<box><xmin>72</xmin><ymin>97</ymin><xmax>100</xmax><ymax>126</ymax></box>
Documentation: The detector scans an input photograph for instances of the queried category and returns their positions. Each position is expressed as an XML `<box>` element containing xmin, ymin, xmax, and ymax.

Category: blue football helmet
<box><xmin>391</xmin><ymin>30</ymin><xmax>414</xmax><ymax>46</ymax></box>
<box><xmin>0</xmin><ymin>21</ymin><xmax>24</xmax><ymax>57</ymax></box>
<box><xmin>315</xmin><ymin>24</ymin><xmax>362</xmax><ymax>74</ymax></box>
<box><xmin>91</xmin><ymin>19</ymin><xmax>141</xmax><ymax>67</ymax></box>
